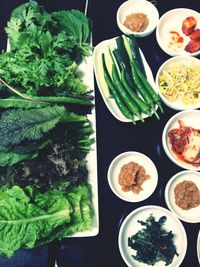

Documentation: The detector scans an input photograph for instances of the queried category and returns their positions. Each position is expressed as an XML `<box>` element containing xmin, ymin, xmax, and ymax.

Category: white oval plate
<box><xmin>118</xmin><ymin>205</ymin><xmax>187</xmax><ymax>267</ymax></box>
<box><xmin>107</xmin><ymin>151</ymin><xmax>158</xmax><ymax>202</ymax></box>
<box><xmin>162</xmin><ymin>110</ymin><xmax>200</xmax><ymax>171</ymax></box>
<box><xmin>165</xmin><ymin>170</ymin><xmax>200</xmax><ymax>223</ymax></box>
<box><xmin>155</xmin><ymin>56</ymin><xmax>200</xmax><ymax>110</ymax></box>
<box><xmin>156</xmin><ymin>8</ymin><xmax>200</xmax><ymax>57</ymax></box>
<box><xmin>93</xmin><ymin>37</ymin><xmax>158</xmax><ymax>122</ymax></box>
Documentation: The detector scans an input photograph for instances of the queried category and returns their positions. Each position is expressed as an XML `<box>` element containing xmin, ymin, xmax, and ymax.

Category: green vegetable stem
<box><xmin>0</xmin><ymin>78</ymin><xmax>92</xmax><ymax>107</ymax></box>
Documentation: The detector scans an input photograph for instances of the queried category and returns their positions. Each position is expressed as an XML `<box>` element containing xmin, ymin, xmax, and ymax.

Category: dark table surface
<box><xmin>0</xmin><ymin>1</ymin><xmax>199</xmax><ymax>267</ymax></box>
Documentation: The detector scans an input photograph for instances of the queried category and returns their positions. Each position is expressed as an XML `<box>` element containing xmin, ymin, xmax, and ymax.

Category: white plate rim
<box><xmin>197</xmin><ymin>230</ymin><xmax>200</xmax><ymax>264</ymax></box>
<box><xmin>164</xmin><ymin>170</ymin><xmax>200</xmax><ymax>223</ymax></box>
<box><xmin>118</xmin><ymin>205</ymin><xmax>187</xmax><ymax>267</ymax></box>
<box><xmin>107</xmin><ymin>151</ymin><xmax>158</xmax><ymax>202</ymax></box>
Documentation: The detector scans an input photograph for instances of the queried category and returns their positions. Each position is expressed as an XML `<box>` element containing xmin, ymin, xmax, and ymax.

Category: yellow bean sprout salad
<box><xmin>159</xmin><ymin>64</ymin><xmax>200</xmax><ymax>105</ymax></box>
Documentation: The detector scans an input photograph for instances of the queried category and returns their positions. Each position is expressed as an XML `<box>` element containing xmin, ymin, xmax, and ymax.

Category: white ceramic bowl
<box><xmin>156</xmin><ymin>8</ymin><xmax>200</xmax><ymax>57</ymax></box>
<box><xmin>162</xmin><ymin>110</ymin><xmax>200</xmax><ymax>171</ymax></box>
<box><xmin>107</xmin><ymin>151</ymin><xmax>158</xmax><ymax>202</ymax></box>
<box><xmin>165</xmin><ymin>170</ymin><xmax>200</xmax><ymax>223</ymax></box>
<box><xmin>118</xmin><ymin>205</ymin><xmax>187</xmax><ymax>267</ymax></box>
<box><xmin>155</xmin><ymin>56</ymin><xmax>200</xmax><ymax>110</ymax></box>
<box><xmin>197</xmin><ymin>231</ymin><xmax>200</xmax><ymax>264</ymax></box>
<box><xmin>117</xmin><ymin>0</ymin><xmax>159</xmax><ymax>37</ymax></box>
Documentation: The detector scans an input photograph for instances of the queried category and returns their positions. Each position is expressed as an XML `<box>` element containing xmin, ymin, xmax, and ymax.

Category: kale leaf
<box><xmin>0</xmin><ymin>106</ymin><xmax>86</xmax><ymax>152</ymax></box>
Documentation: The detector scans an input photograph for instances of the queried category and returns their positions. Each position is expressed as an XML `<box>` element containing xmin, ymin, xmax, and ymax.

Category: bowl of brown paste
<box><xmin>117</xmin><ymin>0</ymin><xmax>159</xmax><ymax>37</ymax></box>
<box><xmin>107</xmin><ymin>151</ymin><xmax>158</xmax><ymax>202</ymax></box>
<box><xmin>165</xmin><ymin>170</ymin><xmax>200</xmax><ymax>223</ymax></box>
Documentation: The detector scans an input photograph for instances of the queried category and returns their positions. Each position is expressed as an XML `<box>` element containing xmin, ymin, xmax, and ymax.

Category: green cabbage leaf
<box><xmin>0</xmin><ymin>183</ymin><xmax>93</xmax><ymax>257</ymax></box>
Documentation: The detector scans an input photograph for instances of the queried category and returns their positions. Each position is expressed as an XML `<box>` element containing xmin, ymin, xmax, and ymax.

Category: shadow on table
<box><xmin>0</xmin><ymin>246</ymin><xmax>49</xmax><ymax>267</ymax></box>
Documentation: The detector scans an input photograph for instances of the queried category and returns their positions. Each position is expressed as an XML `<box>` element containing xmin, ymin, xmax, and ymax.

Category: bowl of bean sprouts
<box><xmin>155</xmin><ymin>55</ymin><xmax>200</xmax><ymax>110</ymax></box>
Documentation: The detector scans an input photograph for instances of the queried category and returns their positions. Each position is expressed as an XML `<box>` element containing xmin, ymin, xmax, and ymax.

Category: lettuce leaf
<box><xmin>0</xmin><ymin>183</ymin><xmax>93</xmax><ymax>257</ymax></box>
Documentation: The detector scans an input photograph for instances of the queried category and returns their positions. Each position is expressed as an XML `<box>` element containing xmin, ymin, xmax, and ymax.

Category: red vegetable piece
<box><xmin>182</xmin><ymin>16</ymin><xmax>197</xmax><ymax>36</ymax></box>
<box><xmin>185</xmin><ymin>40</ymin><xmax>200</xmax><ymax>53</ymax></box>
<box><xmin>189</xmin><ymin>29</ymin><xmax>200</xmax><ymax>41</ymax></box>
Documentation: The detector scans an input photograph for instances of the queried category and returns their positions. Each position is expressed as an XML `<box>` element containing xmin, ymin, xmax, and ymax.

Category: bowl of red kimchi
<box><xmin>162</xmin><ymin>110</ymin><xmax>200</xmax><ymax>171</ymax></box>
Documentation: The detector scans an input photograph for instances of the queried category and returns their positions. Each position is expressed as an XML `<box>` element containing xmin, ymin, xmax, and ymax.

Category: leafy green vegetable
<box><xmin>0</xmin><ymin>78</ymin><xmax>92</xmax><ymax>107</ymax></box>
<box><xmin>128</xmin><ymin>215</ymin><xmax>179</xmax><ymax>266</ymax></box>
<box><xmin>0</xmin><ymin>140</ymin><xmax>51</xmax><ymax>167</ymax></box>
<box><xmin>0</xmin><ymin>122</ymin><xmax>94</xmax><ymax>191</ymax></box>
<box><xmin>0</xmin><ymin>105</ymin><xmax>86</xmax><ymax>152</ymax></box>
<box><xmin>0</xmin><ymin>1</ymin><xmax>92</xmax><ymax>98</ymax></box>
<box><xmin>53</xmin><ymin>9</ymin><xmax>91</xmax><ymax>57</ymax></box>
<box><xmin>0</xmin><ymin>183</ymin><xmax>93</xmax><ymax>257</ymax></box>
<box><xmin>0</xmin><ymin>1</ymin><xmax>95</xmax><ymax>256</ymax></box>
<box><xmin>0</xmin><ymin>97</ymin><xmax>49</xmax><ymax>109</ymax></box>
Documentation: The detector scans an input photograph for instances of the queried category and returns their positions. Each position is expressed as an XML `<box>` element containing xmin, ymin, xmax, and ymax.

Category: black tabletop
<box><xmin>0</xmin><ymin>1</ymin><xmax>199</xmax><ymax>267</ymax></box>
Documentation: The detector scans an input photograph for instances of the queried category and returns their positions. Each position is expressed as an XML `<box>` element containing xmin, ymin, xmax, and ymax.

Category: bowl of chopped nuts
<box><xmin>116</xmin><ymin>0</ymin><xmax>159</xmax><ymax>37</ymax></box>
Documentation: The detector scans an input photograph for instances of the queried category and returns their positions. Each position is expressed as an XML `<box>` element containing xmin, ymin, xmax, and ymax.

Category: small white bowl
<box><xmin>117</xmin><ymin>0</ymin><xmax>159</xmax><ymax>37</ymax></box>
<box><xmin>162</xmin><ymin>110</ymin><xmax>200</xmax><ymax>171</ymax></box>
<box><xmin>107</xmin><ymin>151</ymin><xmax>158</xmax><ymax>202</ymax></box>
<box><xmin>155</xmin><ymin>56</ymin><xmax>200</xmax><ymax>110</ymax></box>
<box><xmin>156</xmin><ymin>8</ymin><xmax>200</xmax><ymax>57</ymax></box>
<box><xmin>197</xmin><ymin>231</ymin><xmax>200</xmax><ymax>264</ymax></box>
<box><xmin>165</xmin><ymin>170</ymin><xmax>200</xmax><ymax>223</ymax></box>
<box><xmin>118</xmin><ymin>205</ymin><xmax>187</xmax><ymax>267</ymax></box>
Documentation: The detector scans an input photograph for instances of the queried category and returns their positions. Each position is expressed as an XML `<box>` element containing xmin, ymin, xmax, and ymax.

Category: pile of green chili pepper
<box><xmin>101</xmin><ymin>34</ymin><xmax>163</xmax><ymax>124</ymax></box>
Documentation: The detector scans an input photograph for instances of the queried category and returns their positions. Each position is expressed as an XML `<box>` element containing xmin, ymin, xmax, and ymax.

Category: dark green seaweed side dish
<box><xmin>128</xmin><ymin>215</ymin><xmax>179</xmax><ymax>266</ymax></box>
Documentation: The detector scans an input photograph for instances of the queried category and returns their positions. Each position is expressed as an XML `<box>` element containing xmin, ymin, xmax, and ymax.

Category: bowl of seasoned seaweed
<box><xmin>118</xmin><ymin>205</ymin><xmax>187</xmax><ymax>267</ymax></box>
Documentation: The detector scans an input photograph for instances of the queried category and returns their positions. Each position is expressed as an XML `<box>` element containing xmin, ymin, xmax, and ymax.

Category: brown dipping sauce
<box><xmin>118</xmin><ymin>161</ymin><xmax>150</xmax><ymax>194</ymax></box>
<box><xmin>123</xmin><ymin>13</ymin><xmax>149</xmax><ymax>32</ymax></box>
<box><xmin>174</xmin><ymin>180</ymin><xmax>200</xmax><ymax>210</ymax></box>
